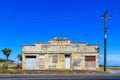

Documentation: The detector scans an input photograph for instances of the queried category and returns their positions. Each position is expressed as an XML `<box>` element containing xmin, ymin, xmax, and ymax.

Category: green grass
<box><xmin>0</xmin><ymin>62</ymin><xmax>16</xmax><ymax>70</ymax></box>
<box><xmin>108</xmin><ymin>66</ymin><xmax>120</xmax><ymax>68</ymax></box>
<box><xmin>99</xmin><ymin>66</ymin><xmax>104</xmax><ymax>71</ymax></box>
<box><xmin>0</xmin><ymin>62</ymin><xmax>22</xmax><ymax>74</ymax></box>
<box><xmin>99</xmin><ymin>66</ymin><xmax>120</xmax><ymax>71</ymax></box>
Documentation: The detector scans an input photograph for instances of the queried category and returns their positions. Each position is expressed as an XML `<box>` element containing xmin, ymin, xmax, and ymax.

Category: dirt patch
<box><xmin>0</xmin><ymin>70</ymin><xmax>106</xmax><ymax>74</ymax></box>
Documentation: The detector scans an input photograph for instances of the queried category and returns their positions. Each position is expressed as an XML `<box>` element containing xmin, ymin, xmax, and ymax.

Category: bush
<box><xmin>16</xmin><ymin>63</ymin><xmax>22</xmax><ymax>69</ymax></box>
<box><xmin>0</xmin><ymin>58</ymin><xmax>6</xmax><ymax>62</ymax></box>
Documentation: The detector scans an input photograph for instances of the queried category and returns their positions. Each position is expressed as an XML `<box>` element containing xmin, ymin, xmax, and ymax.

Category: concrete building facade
<box><xmin>22</xmin><ymin>37</ymin><xmax>99</xmax><ymax>70</ymax></box>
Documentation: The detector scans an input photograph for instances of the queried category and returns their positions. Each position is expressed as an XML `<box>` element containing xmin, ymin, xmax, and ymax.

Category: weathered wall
<box><xmin>22</xmin><ymin>38</ymin><xmax>99</xmax><ymax>70</ymax></box>
<box><xmin>22</xmin><ymin>53</ymin><xmax>99</xmax><ymax>70</ymax></box>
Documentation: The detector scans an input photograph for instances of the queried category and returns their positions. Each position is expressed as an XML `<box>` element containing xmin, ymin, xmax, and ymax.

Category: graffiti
<box><xmin>73</xmin><ymin>59</ymin><xmax>80</xmax><ymax>67</ymax></box>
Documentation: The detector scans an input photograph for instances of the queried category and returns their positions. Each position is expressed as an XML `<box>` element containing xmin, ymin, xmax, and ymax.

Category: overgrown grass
<box><xmin>0</xmin><ymin>62</ymin><xmax>16</xmax><ymax>70</ymax></box>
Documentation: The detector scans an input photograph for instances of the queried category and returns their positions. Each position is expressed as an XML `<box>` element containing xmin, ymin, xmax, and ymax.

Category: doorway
<box><xmin>39</xmin><ymin>54</ymin><xmax>45</xmax><ymax>70</ymax></box>
<box><xmin>65</xmin><ymin>55</ymin><xmax>70</xmax><ymax>69</ymax></box>
<box><xmin>25</xmin><ymin>56</ymin><xmax>37</xmax><ymax>69</ymax></box>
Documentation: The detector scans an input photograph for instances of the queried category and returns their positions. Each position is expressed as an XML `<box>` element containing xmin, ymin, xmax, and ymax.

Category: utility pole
<box><xmin>101</xmin><ymin>10</ymin><xmax>111</xmax><ymax>72</ymax></box>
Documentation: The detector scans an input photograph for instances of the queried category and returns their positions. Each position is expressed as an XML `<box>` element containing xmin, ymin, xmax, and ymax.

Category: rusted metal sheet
<box><xmin>85</xmin><ymin>56</ymin><xmax>96</xmax><ymax>67</ymax></box>
<box><xmin>85</xmin><ymin>62</ymin><xmax>96</xmax><ymax>67</ymax></box>
<box><xmin>85</xmin><ymin>56</ymin><xmax>95</xmax><ymax>61</ymax></box>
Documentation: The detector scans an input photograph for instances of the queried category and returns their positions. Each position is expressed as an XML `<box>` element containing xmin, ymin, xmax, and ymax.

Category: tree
<box><xmin>17</xmin><ymin>53</ymin><xmax>22</xmax><ymax>69</ymax></box>
<box><xmin>17</xmin><ymin>53</ymin><xmax>22</xmax><ymax>61</ymax></box>
<box><xmin>2</xmin><ymin>48</ymin><xmax>12</xmax><ymax>61</ymax></box>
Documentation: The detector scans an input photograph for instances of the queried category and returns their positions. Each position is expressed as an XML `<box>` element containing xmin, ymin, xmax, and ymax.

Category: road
<box><xmin>0</xmin><ymin>74</ymin><xmax>120</xmax><ymax>80</ymax></box>
<box><xmin>0</xmin><ymin>68</ymin><xmax>120</xmax><ymax>80</ymax></box>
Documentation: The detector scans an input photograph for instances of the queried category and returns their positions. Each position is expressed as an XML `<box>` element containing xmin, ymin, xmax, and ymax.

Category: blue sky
<box><xmin>0</xmin><ymin>0</ymin><xmax>120</xmax><ymax>66</ymax></box>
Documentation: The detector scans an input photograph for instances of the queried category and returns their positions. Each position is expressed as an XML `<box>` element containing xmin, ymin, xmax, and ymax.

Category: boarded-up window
<box><xmin>85</xmin><ymin>56</ymin><xmax>95</xmax><ymax>61</ymax></box>
<box><xmin>39</xmin><ymin>54</ymin><xmax>45</xmax><ymax>70</ymax></box>
<box><xmin>52</xmin><ymin>55</ymin><xmax>58</xmax><ymax>63</ymax></box>
<box><xmin>85</xmin><ymin>56</ymin><xmax>96</xmax><ymax>67</ymax></box>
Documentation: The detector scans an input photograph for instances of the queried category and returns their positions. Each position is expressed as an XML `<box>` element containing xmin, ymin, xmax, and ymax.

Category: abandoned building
<box><xmin>22</xmin><ymin>37</ymin><xmax>99</xmax><ymax>70</ymax></box>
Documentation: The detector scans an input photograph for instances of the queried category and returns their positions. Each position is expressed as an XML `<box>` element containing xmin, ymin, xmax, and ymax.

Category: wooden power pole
<box><xmin>101</xmin><ymin>10</ymin><xmax>111</xmax><ymax>72</ymax></box>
